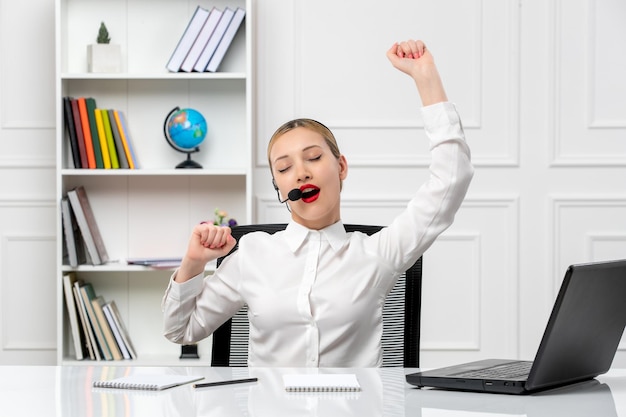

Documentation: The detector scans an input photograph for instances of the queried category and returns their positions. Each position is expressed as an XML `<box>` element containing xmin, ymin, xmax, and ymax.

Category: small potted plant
<box><xmin>87</xmin><ymin>22</ymin><xmax>121</xmax><ymax>73</ymax></box>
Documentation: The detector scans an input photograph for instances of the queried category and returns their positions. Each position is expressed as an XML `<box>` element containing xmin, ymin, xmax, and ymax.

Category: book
<box><xmin>102</xmin><ymin>301</ymin><xmax>135</xmax><ymax>359</ymax></box>
<box><xmin>73</xmin><ymin>280</ymin><xmax>98</xmax><ymax>360</ymax></box>
<box><xmin>282</xmin><ymin>374</ymin><xmax>361</xmax><ymax>392</ymax></box>
<box><xmin>117</xmin><ymin>110</ymin><xmax>139</xmax><ymax>169</ymax></box>
<box><xmin>91</xmin><ymin>296</ymin><xmax>123</xmax><ymax>360</ymax></box>
<box><xmin>79</xmin><ymin>283</ymin><xmax>113</xmax><ymax>360</ymax></box>
<box><xmin>107</xmin><ymin>109</ymin><xmax>129</xmax><ymax>169</ymax></box>
<box><xmin>67</xmin><ymin>186</ymin><xmax>109</xmax><ymax>265</ymax></box>
<box><xmin>77</xmin><ymin>97</ymin><xmax>96</xmax><ymax>168</ymax></box>
<box><xmin>94</xmin><ymin>108</ymin><xmax>111</xmax><ymax>169</ymax></box>
<box><xmin>206</xmin><ymin>7</ymin><xmax>246</xmax><ymax>73</ymax></box>
<box><xmin>193</xmin><ymin>7</ymin><xmax>235</xmax><ymax>72</ymax></box>
<box><xmin>180</xmin><ymin>7</ymin><xmax>222</xmax><ymax>72</ymax></box>
<box><xmin>61</xmin><ymin>197</ymin><xmax>85</xmax><ymax>267</ymax></box>
<box><xmin>93</xmin><ymin>374</ymin><xmax>204</xmax><ymax>390</ymax></box>
<box><xmin>126</xmin><ymin>257</ymin><xmax>182</xmax><ymax>269</ymax></box>
<box><xmin>100</xmin><ymin>109</ymin><xmax>119</xmax><ymax>168</ymax></box>
<box><xmin>62</xmin><ymin>97</ymin><xmax>81</xmax><ymax>169</ymax></box>
<box><xmin>70</xmin><ymin>98</ymin><xmax>88</xmax><ymax>168</ymax></box>
<box><xmin>62</xmin><ymin>273</ymin><xmax>87</xmax><ymax>360</ymax></box>
<box><xmin>85</xmin><ymin>97</ymin><xmax>104</xmax><ymax>168</ymax></box>
<box><xmin>166</xmin><ymin>6</ymin><xmax>211</xmax><ymax>72</ymax></box>
<box><xmin>112</xmin><ymin>110</ymin><xmax>136</xmax><ymax>169</ymax></box>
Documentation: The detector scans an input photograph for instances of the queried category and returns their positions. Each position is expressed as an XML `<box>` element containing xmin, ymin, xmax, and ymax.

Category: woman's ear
<box><xmin>338</xmin><ymin>155</ymin><xmax>348</xmax><ymax>180</ymax></box>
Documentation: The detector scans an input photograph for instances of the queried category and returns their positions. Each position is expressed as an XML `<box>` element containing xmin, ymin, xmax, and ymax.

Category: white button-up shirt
<box><xmin>162</xmin><ymin>101</ymin><xmax>474</xmax><ymax>367</ymax></box>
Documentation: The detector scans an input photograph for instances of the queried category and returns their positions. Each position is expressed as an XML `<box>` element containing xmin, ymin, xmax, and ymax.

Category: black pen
<box><xmin>193</xmin><ymin>377</ymin><xmax>258</xmax><ymax>388</ymax></box>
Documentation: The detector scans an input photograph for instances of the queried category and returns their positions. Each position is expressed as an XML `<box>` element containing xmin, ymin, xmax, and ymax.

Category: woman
<box><xmin>162</xmin><ymin>39</ymin><xmax>474</xmax><ymax>367</ymax></box>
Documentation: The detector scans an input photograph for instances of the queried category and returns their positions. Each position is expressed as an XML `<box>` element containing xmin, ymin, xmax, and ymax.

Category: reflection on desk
<box><xmin>61</xmin><ymin>366</ymin><xmax>405</xmax><ymax>417</ymax></box>
<box><xmin>407</xmin><ymin>378</ymin><xmax>620</xmax><ymax>417</ymax></box>
<box><xmin>0</xmin><ymin>366</ymin><xmax>625</xmax><ymax>416</ymax></box>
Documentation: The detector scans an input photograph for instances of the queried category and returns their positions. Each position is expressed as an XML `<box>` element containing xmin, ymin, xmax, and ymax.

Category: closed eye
<box><xmin>309</xmin><ymin>154</ymin><xmax>322</xmax><ymax>162</ymax></box>
<box><xmin>277</xmin><ymin>166</ymin><xmax>291</xmax><ymax>173</ymax></box>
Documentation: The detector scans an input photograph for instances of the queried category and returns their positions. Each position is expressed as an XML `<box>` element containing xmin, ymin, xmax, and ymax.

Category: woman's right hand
<box><xmin>175</xmin><ymin>223</ymin><xmax>237</xmax><ymax>282</ymax></box>
<box><xmin>386</xmin><ymin>39</ymin><xmax>448</xmax><ymax>106</ymax></box>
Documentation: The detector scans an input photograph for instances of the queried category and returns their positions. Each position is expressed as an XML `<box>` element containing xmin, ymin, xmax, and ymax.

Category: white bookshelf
<box><xmin>55</xmin><ymin>0</ymin><xmax>253</xmax><ymax>365</ymax></box>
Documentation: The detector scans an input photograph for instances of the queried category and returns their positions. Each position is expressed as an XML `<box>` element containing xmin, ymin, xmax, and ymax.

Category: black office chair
<box><xmin>206</xmin><ymin>223</ymin><xmax>422</xmax><ymax>367</ymax></box>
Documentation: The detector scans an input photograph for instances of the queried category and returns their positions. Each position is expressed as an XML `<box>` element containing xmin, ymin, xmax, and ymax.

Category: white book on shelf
<box><xmin>166</xmin><ymin>5</ymin><xmax>211</xmax><ymax>72</ymax></box>
<box><xmin>206</xmin><ymin>7</ymin><xmax>246</xmax><ymax>73</ymax></box>
<box><xmin>66</xmin><ymin>186</ymin><xmax>108</xmax><ymax>265</ymax></box>
<box><xmin>180</xmin><ymin>7</ymin><xmax>223</xmax><ymax>72</ymax></box>
<box><xmin>193</xmin><ymin>7</ymin><xmax>235</xmax><ymax>72</ymax></box>
<box><xmin>102</xmin><ymin>302</ymin><xmax>132</xmax><ymax>360</ymax></box>
<box><xmin>73</xmin><ymin>280</ymin><xmax>99</xmax><ymax>360</ymax></box>
<box><xmin>62</xmin><ymin>273</ymin><xmax>86</xmax><ymax>360</ymax></box>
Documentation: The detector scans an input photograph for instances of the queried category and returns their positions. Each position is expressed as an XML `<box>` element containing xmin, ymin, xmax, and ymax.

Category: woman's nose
<box><xmin>295</xmin><ymin>163</ymin><xmax>311</xmax><ymax>182</ymax></box>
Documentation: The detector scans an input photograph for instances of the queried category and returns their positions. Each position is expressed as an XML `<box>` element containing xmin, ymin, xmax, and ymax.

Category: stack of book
<box><xmin>166</xmin><ymin>5</ymin><xmax>246</xmax><ymax>73</ymax></box>
<box><xmin>63</xmin><ymin>273</ymin><xmax>136</xmax><ymax>361</ymax></box>
<box><xmin>61</xmin><ymin>185</ymin><xmax>108</xmax><ymax>267</ymax></box>
<box><xmin>62</xmin><ymin>96</ymin><xmax>138</xmax><ymax>169</ymax></box>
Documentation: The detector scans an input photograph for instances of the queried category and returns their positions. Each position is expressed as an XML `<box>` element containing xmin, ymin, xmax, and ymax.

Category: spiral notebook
<box><xmin>282</xmin><ymin>374</ymin><xmax>361</xmax><ymax>392</ymax></box>
<box><xmin>93</xmin><ymin>374</ymin><xmax>204</xmax><ymax>391</ymax></box>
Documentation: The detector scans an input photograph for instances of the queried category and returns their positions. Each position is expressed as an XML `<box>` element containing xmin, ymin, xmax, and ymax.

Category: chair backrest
<box><xmin>209</xmin><ymin>223</ymin><xmax>422</xmax><ymax>367</ymax></box>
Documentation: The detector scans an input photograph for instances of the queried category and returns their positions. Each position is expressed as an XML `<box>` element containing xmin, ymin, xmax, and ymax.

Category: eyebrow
<box><xmin>272</xmin><ymin>145</ymin><xmax>323</xmax><ymax>165</ymax></box>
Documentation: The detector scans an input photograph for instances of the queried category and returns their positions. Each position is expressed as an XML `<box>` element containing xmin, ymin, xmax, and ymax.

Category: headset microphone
<box><xmin>279</xmin><ymin>188</ymin><xmax>303</xmax><ymax>203</ymax></box>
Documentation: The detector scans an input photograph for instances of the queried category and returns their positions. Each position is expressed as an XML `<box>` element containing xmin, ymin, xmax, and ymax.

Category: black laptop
<box><xmin>406</xmin><ymin>259</ymin><xmax>626</xmax><ymax>394</ymax></box>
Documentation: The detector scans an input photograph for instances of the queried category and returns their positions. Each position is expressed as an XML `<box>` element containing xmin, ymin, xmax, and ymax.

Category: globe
<box><xmin>163</xmin><ymin>107</ymin><xmax>207</xmax><ymax>168</ymax></box>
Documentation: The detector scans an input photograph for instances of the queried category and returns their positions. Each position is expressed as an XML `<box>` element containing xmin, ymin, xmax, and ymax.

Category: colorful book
<box><xmin>166</xmin><ymin>6</ymin><xmax>211</xmax><ymax>72</ymax></box>
<box><xmin>113</xmin><ymin>110</ymin><xmax>136</xmax><ymax>169</ymax></box>
<box><xmin>70</xmin><ymin>99</ymin><xmax>88</xmax><ymax>168</ymax></box>
<box><xmin>77</xmin><ymin>97</ymin><xmax>96</xmax><ymax>168</ymax></box>
<box><xmin>85</xmin><ymin>98</ymin><xmax>104</xmax><ymax>168</ymax></box>
<box><xmin>180</xmin><ymin>7</ymin><xmax>222</xmax><ymax>72</ymax></box>
<box><xmin>94</xmin><ymin>109</ymin><xmax>111</xmax><ymax>169</ymax></box>
<box><xmin>100</xmin><ymin>109</ymin><xmax>119</xmax><ymax>169</ymax></box>
<box><xmin>193</xmin><ymin>7</ymin><xmax>234</xmax><ymax>72</ymax></box>
<box><xmin>108</xmin><ymin>109</ymin><xmax>129</xmax><ymax>169</ymax></box>
<box><xmin>62</xmin><ymin>97</ymin><xmax>81</xmax><ymax>169</ymax></box>
<box><xmin>116</xmin><ymin>111</ymin><xmax>139</xmax><ymax>169</ymax></box>
<box><xmin>206</xmin><ymin>7</ymin><xmax>246</xmax><ymax>73</ymax></box>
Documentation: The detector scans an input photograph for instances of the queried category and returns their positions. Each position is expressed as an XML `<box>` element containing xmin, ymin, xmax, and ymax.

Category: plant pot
<box><xmin>87</xmin><ymin>44</ymin><xmax>121</xmax><ymax>73</ymax></box>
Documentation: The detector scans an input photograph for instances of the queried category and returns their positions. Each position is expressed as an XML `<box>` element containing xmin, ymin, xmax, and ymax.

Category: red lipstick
<box><xmin>299</xmin><ymin>184</ymin><xmax>320</xmax><ymax>203</ymax></box>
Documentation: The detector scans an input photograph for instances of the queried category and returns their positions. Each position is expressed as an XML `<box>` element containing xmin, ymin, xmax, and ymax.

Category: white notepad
<box><xmin>282</xmin><ymin>374</ymin><xmax>361</xmax><ymax>392</ymax></box>
<box><xmin>93</xmin><ymin>374</ymin><xmax>204</xmax><ymax>391</ymax></box>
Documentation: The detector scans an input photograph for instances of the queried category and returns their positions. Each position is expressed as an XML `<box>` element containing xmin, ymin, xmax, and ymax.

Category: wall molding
<box><xmin>1</xmin><ymin>234</ymin><xmax>56</xmax><ymax>351</ymax></box>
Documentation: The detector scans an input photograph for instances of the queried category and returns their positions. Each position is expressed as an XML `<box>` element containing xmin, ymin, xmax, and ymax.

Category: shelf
<box><xmin>61</xmin><ymin>168</ymin><xmax>247</xmax><ymax>176</ymax></box>
<box><xmin>61</xmin><ymin>72</ymin><xmax>247</xmax><ymax>80</ymax></box>
<box><xmin>56</xmin><ymin>0</ymin><xmax>253</xmax><ymax>365</ymax></box>
<box><xmin>61</xmin><ymin>261</ymin><xmax>217</xmax><ymax>273</ymax></box>
<box><xmin>61</xmin><ymin>354</ymin><xmax>213</xmax><ymax>367</ymax></box>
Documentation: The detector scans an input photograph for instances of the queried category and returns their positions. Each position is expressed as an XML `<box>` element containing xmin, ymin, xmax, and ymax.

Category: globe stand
<box><xmin>176</xmin><ymin>151</ymin><xmax>203</xmax><ymax>169</ymax></box>
<box><xmin>164</xmin><ymin>106</ymin><xmax>205</xmax><ymax>169</ymax></box>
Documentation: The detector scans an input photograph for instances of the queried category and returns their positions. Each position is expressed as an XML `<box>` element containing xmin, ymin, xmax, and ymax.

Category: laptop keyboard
<box><xmin>452</xmin><ymin>361</ymin><xmax>532</xmax><ymax>379</ymax></box>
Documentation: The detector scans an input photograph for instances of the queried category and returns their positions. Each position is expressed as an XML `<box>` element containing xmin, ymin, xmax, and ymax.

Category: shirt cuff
<box><xmin>164</xmin><ymin>269</ymin><xmax>205</xmax><ymax>301</ymax></box>
<box><xmin>421</xmin><ymin>102</ymin><xmax>464</xmax><ymax>147</ymax></box>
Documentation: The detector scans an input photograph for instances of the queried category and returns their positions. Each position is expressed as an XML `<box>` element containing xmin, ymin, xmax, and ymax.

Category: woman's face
<box><xmin>269</xmin><ymin>127</ymin><xmax>348</xmax><ymax>230</ymax></box>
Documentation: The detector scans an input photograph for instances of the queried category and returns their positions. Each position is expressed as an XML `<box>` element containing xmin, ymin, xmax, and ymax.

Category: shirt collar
<box><xmin>284</xmin><ymin>220</ymin><xmax>348</xmax><ymax>253</ymax></box>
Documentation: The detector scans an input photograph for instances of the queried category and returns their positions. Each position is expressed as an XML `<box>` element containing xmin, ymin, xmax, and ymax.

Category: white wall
<box><xmin>0</xmin><ymin>0</ymin><xmax>624</xmax><ymax>367</ymax></box>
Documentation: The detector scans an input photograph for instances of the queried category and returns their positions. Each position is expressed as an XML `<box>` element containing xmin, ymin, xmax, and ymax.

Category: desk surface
<box><xmin>1</xmin><ymin>366</ymin><xmax>625</xmax><ymax>416</ymax></box>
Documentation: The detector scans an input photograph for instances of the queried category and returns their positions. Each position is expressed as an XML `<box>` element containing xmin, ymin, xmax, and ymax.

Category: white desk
<box><xmin>1</xmin><ymin>366</ymin><xmax>625</xmax><ymax>416</ymax></box>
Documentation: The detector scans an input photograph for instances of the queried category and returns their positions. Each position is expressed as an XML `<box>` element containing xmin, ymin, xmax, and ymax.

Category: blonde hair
<box><xmin>267</xmin><ymin>118</ymin><xmax>341</xmax><ymax>171</ymax></box>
